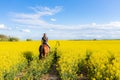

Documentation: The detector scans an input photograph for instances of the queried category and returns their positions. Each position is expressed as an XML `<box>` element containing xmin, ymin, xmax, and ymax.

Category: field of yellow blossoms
<box><xmin>0</xmin><ymin>40</ymin><xmax>120</xmax><ymax>80</ymax></box>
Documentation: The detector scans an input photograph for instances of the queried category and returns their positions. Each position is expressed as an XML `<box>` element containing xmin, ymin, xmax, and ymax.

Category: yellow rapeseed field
<box><xmin>0</xmin><ymin>40</ymin><xmax>120</xmax><ymax>80</ymax></box>
<box><xmin>56</xmin><ymin>40</ymin><xmax>120</xmax><ymax>80</ymax></box>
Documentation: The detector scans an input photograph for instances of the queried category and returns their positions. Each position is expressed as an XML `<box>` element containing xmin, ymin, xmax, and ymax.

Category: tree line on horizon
<box><xmin>0</xmin><ymin>34</ymin><xmax>32</xmax><ymax>41</ymax></box>
<box><xmin>1</xmin><ymin>34</ymin><xmax>120</xmax><ymax>42</ymax></box>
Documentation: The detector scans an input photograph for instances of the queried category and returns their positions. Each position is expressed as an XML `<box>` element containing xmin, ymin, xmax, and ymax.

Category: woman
<box><xmin>41</xmin><ymin>33</ymin><xmax>50</xmax><ymax>48</ymax></box>
<box><xmin>40</xmin><ymin>33</ymin><xmax>50</xmax><ymax>53</ymax></box>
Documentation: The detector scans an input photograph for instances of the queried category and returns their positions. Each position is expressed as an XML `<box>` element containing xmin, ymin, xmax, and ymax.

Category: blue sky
<box><xmin>0</xmin><ymin>0</ymin><xmax>120</xmax><ymax>40</ymax></box>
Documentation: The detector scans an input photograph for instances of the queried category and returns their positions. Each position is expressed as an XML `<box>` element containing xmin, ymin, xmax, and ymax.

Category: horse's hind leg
<box><xmin>39</xmin><ymin>52</ymin><xmax>42</xmax><ymax>60</ymax></box>
<box><xmin>43</xmin><ymin>50</ymin><xmax>45</xmax><ymax>57</ymax></box>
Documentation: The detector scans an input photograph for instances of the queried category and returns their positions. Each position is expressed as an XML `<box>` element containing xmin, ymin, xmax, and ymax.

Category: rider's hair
<box><xmin>43</xmin><ymin>33</ymin><xmax>46</xmax><ymax>37</ymax></box>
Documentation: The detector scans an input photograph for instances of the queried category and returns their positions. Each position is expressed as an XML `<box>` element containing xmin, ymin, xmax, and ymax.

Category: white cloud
<box><xmin>30</xmin><ymin>6</ymin><xmax>62</xmax><ymax>15</ymax></box>
<box><xmin>0</xmin><ymin>24</ymin><xmax>11</xmax><ymax>30</ymax></box>
<box><xmin>20</xmin><ymin>29</ymin><xmax>31</xmax><ymax>33</ymax></box>
<box><xmin>12</xmin><ymin>6</ymin><xmax>62</xmax><ymax>26</ymax></box>
<box><xmin>15</xmin><ymin>27</ymin><xmax>19</xmax><ymax>29</ymax></box>
<box><xmin>51</xmin><ymin>18</ymin><xmax>56</xmax><ymax>21</ymax></box>
<box><xmin>47</xmin><ymin>21</ymin><xmax>120</xmax><ymax>39</ymax></box>
<box><xmin>0</xmin><ymin>24</ymin><xmax>7</xmax><ymax>29</ymax></box>
<box><xmin>91</xmin><ymin>22</ymin><xmax>96</xmax><ymax>26</ymax></box>
<box><xmin>10</xmin><ymin>6</ymin><xmax>120</xmax><ymax>39</ymax></box>
<box><xmin>108</xmin><ymin>21</ymin><xmax>120</xmax><ymax>27</ymax></box>
<box><xmin>49</xmin><ymin>29</ymin><xmax>54</xmax><ymax>32</ymax></box>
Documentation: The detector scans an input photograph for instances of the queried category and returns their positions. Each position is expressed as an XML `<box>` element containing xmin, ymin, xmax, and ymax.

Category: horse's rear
<box><xmin>43</xmin><ymin>44</ymin><xmax>50</xmax><ymax>56</ymax></box>
<box><xmin>39</xmin><ymin>44</ymin><xmax>50</xmax><ymax>59</ymax></box>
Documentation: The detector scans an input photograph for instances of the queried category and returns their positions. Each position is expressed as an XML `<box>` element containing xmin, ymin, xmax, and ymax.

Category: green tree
<box><xmin>0</xmin><ymin>34</ymin><xmax>9</xmax><ymax>41</ymax></box>
<box><xmin>26</xmin><ymin>38</ymin><xmax>32</xmax><ymax>41</ymax></box>
<box><xmin>9</xmin><ymin>37</ymin><xmax>19</xmax><ymax>41</ymax></box>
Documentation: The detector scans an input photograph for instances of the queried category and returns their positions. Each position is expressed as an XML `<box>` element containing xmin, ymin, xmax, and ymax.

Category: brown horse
<box><xmin>39</xmin><ymin>44</ymin><xmax>50</xmax><ymax>59</ymax></box>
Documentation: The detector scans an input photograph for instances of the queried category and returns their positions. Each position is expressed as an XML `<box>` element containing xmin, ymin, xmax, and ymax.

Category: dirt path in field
<box><xmin>77</xmin><ymin>72</ymin><xmax>88</xmax><ymax>80</ymax></box>
<box><xmin>40</xmin><ymin>53</ymin><xmax>61</xmax><ymax>80</ymax></box>
<box><xmin>15</xmin><ymin>61</ymin><xmax>60</xmax><ymax>80</ymax></box>
<box><xmin>40</xmin><ymin>63</ymin><xmax>60</xmax><ymax>80</ymax></box>
<box><xmin>77</xmin><ymin>65</ymin><xmax>88</xmax><ymax>80</ymax></box>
